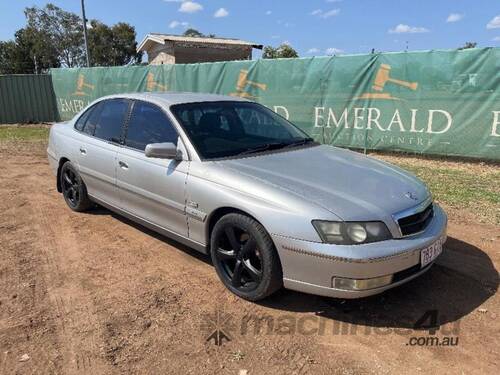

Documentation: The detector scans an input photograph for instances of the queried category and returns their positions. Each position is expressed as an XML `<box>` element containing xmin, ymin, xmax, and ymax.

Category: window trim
<box><xmin>74</xmin><ymin>104</ymin><xmax>94</xmax><ymax>132</ymax></box>
<box><xmin>122</xmin><ymin>99</ymin><xmax>181</xmax><ymax>154</ymax></box>
<box><xmin>73</xmin><ymin>98</ymin><xmax>132</xmax><ymax>146</ymax></box>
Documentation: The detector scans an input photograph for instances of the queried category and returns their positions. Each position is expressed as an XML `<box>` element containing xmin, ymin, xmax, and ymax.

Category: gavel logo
<box><xmin>72</xmin><ymin>74</ymin><xmax>95</xmax><ymax>96</ymax></box>
<box><xmin>146</xmin><ymin>72</ymin><xmax>167</xmax><ymax>91</ymax></box>
<box><xmin>230</xmin><ymin>69</ymin><xmax>267</xmax><ymax>99</ymax></box>
<box><xmin>372</xmin><ymin>64</ymin><xmax>418</xmax><ymax>92</ymax></box>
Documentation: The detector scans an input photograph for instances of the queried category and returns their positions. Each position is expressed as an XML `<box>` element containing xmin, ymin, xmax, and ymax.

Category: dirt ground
<box><xmin>0</xmin><ymin>141</ymin><xmax>498</xmax><ymax>375</ymax></box>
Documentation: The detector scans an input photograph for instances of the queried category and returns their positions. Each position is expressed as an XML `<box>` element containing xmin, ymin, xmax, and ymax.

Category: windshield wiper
<box><xmin>236</xmin><ymin>138</ymin><xmax>315</xmax><ymax>157</ymax></box>
<box><xmin>283</xmin><ymin>137</ymin><xmax>315</xmax><ymax>148</ymax></box>
<box><xmin>237</xmin><ymin>142</ymin><xmax>290</xmax><ymax>156</ymax></box>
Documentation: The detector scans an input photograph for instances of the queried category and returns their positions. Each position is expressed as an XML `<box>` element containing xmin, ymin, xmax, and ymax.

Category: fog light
<box><xmin>333</xmin><ymin>274</ymin><xmax>393</xmax><ymax>290</ymax></box>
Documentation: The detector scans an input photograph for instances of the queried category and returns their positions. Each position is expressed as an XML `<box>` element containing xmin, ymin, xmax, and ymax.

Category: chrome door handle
<box><xmin>118</xmin><ymin>161</ymin><xmax>128</xmax><ymax>169</ymax></box>
<box><xmin>79</xmin><ymin>147</ymin><xmax>87</xmax><ymax>155</ymax></box>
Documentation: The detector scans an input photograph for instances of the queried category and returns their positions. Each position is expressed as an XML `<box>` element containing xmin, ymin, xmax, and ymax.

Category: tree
<box><xmin>182</xmin><ymin>28</ymin><xmax>215</xmax><ymax>38</ymax></box>
<box><xmin>24</xmin><ymin>3</ymin><xmax>85</xmax><ymax>67</ymax></box>
<box><xmin>262</xmin><ymin>44</ymin><xmax>299</xmax><ymax>59</ymax></box>
<box><xmin>183</xmin><ymin>28</ymin><xmax>203</xmax><ymax>37</ymax></box>
<box><xmin>88</xmin><ymin>21</ymin><xmax>142</xmax><ymax>66</ymax></box>
<box><xmin>0</xmin><ymin>3</ymin><xmax>142</xmax><ymax>71</ymax></box>
<box><xmin>0</xmin><ymin>27</ymin><xmax>60</xmax><ymax>74</ymax></box>
<box><xmin>458</xmin><ymin>42</ymin><xmax>477</xmax><ymax>50</ymax></box>
<box><xmin>0</xmin><ymin>41</ymin><xmax>22</xmax><ymax>74</ymax></box>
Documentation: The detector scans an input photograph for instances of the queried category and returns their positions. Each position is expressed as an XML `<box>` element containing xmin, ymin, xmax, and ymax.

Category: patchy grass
<box><xmin>0</xmin><ymin>124</ymin><xmax>50</xmax><ymax>141</ymax></box>
<box><xmin>374</xmin><ymin>153</ymin><xmax>500</xmax><ymax>225</ymax></box>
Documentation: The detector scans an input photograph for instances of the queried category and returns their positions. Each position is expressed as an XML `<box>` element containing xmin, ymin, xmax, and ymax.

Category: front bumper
<box><xmin>272</xmin><ymin>204</ymin><xmax>447</xmax><ymax>299</ymax></box>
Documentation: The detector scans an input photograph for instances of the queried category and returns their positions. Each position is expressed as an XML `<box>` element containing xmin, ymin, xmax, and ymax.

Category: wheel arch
<box><xmin>206</xmin><ymin>206</ymin><xmax>275</xmax><ymax>252</ymax></box>
<box><xmin>56</xmin><ymin>157</ymin><xmax>70</xmax><ymax>193</ymax></box>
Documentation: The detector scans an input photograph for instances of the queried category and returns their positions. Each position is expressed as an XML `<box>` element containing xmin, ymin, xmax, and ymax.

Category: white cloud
<box><xmin>265</xmin><ymin>10</ymin><xmax>272</xmax><ymax>15</ymax></box>
<box><xmin>325</xmin><ymin>47</ymin><xmax>344</xmax><ymax>55</ymax></box>
<box><xmin>282</xmin><ymin>40</ymin><xmax>291</xmax><ymax>46</ymax></box>
<box><xmin>388</xmin><ymin>24</ymin><xmax>429</xmax><ymax>34</ymax></box>
<box><xmin>487</xmin><ymin>15</ymin><xmax>500</xmax><ymax>29</ymax></box>
<box><xmin>307</xmin><ymin>48</ymin><xmax>320</xmax><ymax>54</ymax></box>
<box><xmin>214</xmin><ymin>8</ymin><xmax>229</xmax><ymax>18</ymax></box>
<box><xmin>311</xmin><ymin>8</ymin><xmax>340</xmax><ymax>18</ymax></box>
<box><xmin>271</xmin><ymin>35</ymin><xmax>280</xmax><ymax>39</ymax></box>
<box><xmin>169</xmin><ymin>20</ymin><xmax>188</xmax><ymax>28</ymax></box>
<box><xmin>446</xmin><ymin>13</ymin><xmax>464</xmax><ymax>23</ymax></box>
<box><xmin>492</xmin><ymin>36</ymin><xmax>500</xmax><ymax>41</ymax></box>
<box><xmin>321</xmin><ymin>9</ymin><xmax>340</xmax><ymax>18</ymax></box>
<box><xmin>179</xmin><ymin>1</ymin><xmax>203</xmax><ymax>13</ymax></box>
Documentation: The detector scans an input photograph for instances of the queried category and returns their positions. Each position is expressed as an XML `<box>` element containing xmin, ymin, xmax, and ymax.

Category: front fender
<box><xmin>185</xmin><ymin>162</ymin><xmax>338</xmax><ymax>247</ymax></box>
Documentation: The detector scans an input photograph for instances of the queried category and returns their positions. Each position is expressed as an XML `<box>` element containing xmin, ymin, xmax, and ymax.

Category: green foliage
<box><xmin>0</xmin><ymin>126</ymin><xmax>49</xmax><ymax>141</ymax></box>
<box><xmin>88</xmin><ymin>21</ymin><xmax>142</xmax><ymax>66</ymax></box>
<box><xmin>0</xmin><ymin>40</ymin><xmax>27</xmax><ymax>74</ymax></box>
<box><xmin>0</xmin><ymin>2</ymin><xmax>141</xmax><ymax>73</ymax></box>
<box><xmin>25</xmin><ymin>3</ymin><xmax>85</xmax><ymax>68</ymax></box>
<box><xmin>183</xmin><ymin>28</ymin><xmax>204</xmax><ymax>37</ymax></box>
<box><xmin>262</xmin><ymin>44</ymin><xmax>299</xmax><ymax>59</ymax></box>
<box><xmin>0</xmin><ymin>26</ymin><xmax>60</xmax><ymax>74</ymax></box>
<box><xmin>458</xmin><ymin>42</ymin><xmax>477</xmax><ymax>50</ymax></box>
<box><xmin>182</xmin><ymin>28</ymin><xmax>215</xmax><ymax>38</ymax></box>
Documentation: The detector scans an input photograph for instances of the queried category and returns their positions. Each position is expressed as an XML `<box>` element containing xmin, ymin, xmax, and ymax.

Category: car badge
<box><xmin>404</xmin><ymin>191</ymin><xmax>418</xmax><ymax>201</ymax></box>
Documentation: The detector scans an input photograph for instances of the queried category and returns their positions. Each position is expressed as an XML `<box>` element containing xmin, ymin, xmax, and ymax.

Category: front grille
<box><xmin>397</xmin><ymin>203</ymin><xmax>434</xmax><ymax>236</ymax></box>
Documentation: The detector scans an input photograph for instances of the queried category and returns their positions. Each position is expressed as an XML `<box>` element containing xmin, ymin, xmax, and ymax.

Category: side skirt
<box><xmin>89</xmin><ymin>195</ymin><xmax>208</xmax><ymax>254</ymax></box>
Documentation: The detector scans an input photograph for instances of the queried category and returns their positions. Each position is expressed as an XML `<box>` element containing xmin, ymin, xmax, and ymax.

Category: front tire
<box><xmin>210</xmin><ymin>213</ymin><xmax>282</xmax><ymax>301</ymax></box>
<box><xmin>60</xmin><ymin>161</ymin><xmax>92</xmax><ymax>212</ymax></box>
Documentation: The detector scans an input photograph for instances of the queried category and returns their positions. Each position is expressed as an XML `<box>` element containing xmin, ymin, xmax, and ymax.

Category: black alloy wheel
<box><xmin>211</xmin><ymin>213</ymin><xmax>282</xmax><ymax>301</ymax></box>
<box><xmin>60</xmin><ymin>161</ymin><xmax>92</xmax><ymax>212</ymax></box>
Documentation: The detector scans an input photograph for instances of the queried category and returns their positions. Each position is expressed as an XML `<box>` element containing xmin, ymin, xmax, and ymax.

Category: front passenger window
<box><xmin>125</xmin><ymin>101</ymin><xmax>178</xmax><ymax>151</ymax></box>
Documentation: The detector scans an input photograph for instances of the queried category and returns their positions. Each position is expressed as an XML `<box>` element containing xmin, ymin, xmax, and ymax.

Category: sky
<box><xmin>1</xmin><ymin>0</ymin><xmax>499</xmax><ymax>58</ymax></box>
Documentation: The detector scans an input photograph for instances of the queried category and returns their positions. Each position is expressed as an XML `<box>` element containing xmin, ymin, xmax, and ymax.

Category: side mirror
<box><xmin>145</xmin><ymin>142</ymin><xmax>183</xmax><ymax>161</ymax></box>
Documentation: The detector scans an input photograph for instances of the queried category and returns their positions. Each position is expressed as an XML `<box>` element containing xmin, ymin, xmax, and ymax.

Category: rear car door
<box><xmin>74</xmin><ymin>98</ymin><xmax>130</xmax><ymax>207</ymax></box>
<box><xmin>116</xmin><ymin>100</ymin><xmax>189</xmax><ymax>237</ymax></box>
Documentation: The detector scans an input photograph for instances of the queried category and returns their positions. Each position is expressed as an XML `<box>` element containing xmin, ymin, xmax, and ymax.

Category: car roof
<box><xmin>98</xmin><ymin>92</ymin><xmax>250</xmax><ymax>106</ymax></box>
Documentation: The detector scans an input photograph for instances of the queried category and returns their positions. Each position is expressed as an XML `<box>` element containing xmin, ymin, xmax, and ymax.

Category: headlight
<box><xmin>312</xmin><ymin>220</ymin><xmax>392</xmax><ymax>245</ymax></box>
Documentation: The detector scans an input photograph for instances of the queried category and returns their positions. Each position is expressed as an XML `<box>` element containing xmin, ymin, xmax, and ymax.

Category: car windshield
<box><xmin>170</xmin><ymin>101</ymin><xmax>315</xmax><ymax>159</ymax></box>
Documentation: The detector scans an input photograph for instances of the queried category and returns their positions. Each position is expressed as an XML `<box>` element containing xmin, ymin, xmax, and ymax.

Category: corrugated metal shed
<box><xmin>137</xmin><ymin>33</ymin><xmax>263</xmax><ymax>52</ymax></box>
<box><xmin>0</xmin><ymin>74</ymin><xmax>59</xmax><ymax>124</ymax></box>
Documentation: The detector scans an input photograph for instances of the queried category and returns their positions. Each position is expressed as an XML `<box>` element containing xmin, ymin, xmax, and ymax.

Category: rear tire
<box><xmin>210</xmin><ymin>213</ymin><xmax>282</xmax><ymax>301</ymax></box>
<box><xmin>60</xmin><ymin>161</ymin><xmax>92</xmax><ymax>212</ymax></box>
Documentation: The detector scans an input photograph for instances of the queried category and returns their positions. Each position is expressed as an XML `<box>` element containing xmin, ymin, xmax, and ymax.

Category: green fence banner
<box><xmin>51</xmin><ymin>48</ymin><xmax>500</xmax><ymax>160</ymax></box>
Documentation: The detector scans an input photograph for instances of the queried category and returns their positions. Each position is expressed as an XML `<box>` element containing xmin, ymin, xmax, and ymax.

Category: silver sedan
<box><xmin>47</xmin><ymin>92</ymin><xmax>447</xmax><ymax>301</ymax></box>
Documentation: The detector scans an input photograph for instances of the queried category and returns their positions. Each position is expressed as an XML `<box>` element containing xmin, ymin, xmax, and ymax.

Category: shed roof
<box><xmin>137</xmin><ymin>33</ymin><xmax>263</xmax><ymax>53</ymax></box>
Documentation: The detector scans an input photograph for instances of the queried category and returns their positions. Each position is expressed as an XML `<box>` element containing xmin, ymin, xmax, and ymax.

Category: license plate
<box><xmin>420</xmin><ymin>239</ymin><xmax>443</xmax><ymax>267</ymax></box>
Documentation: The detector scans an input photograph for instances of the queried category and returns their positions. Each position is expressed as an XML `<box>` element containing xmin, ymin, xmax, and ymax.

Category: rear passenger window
<box><xmin>83</xmin><ymin>103</ymin><xmax>102</xmax><ymax>136</ymax></box>
<box><xmin>125</xmin><ymin>101</ymin><xmax>178</xmax><ymax>151</ymax></box>
<box><xmin>74</xmin><ymin>107</ymin><xmax>92</xmax><ymax>131</ymax></box>
<box><xmin>74</xmin><ymin>103</ymin><xmax>102</xmax><ymax>135</ymax></box>
<box><xmin>93</xmin><ymin>99</ymin><xmax>129</xmax><ymax>142</ymax></box>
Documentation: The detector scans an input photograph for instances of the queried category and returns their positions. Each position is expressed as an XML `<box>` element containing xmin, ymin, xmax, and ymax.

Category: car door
<box><xmin>74</xmin><ymin>99</ymin><xmax>130</xmax><ymax>207</ymax></box>
<box><xmin>116</xmin><ymin>100</ymin><xmax>189</xmax><ymax>237</ymax></box>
